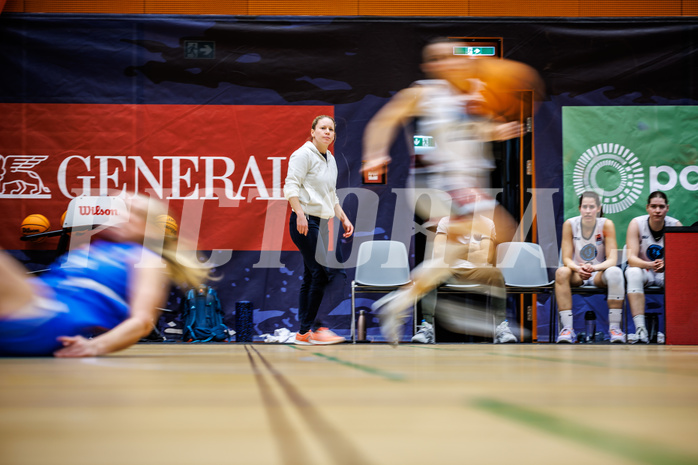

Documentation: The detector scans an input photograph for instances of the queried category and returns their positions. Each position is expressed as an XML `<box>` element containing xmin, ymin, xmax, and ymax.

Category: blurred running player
<box><xmin>362</xmin><ymin>38</ymin><xmax>536</xmax><ymax>344</ymax></box>
<box><xmin>412</xmin><ymin>214</ymin><xmax>517</xmax><ymax>344</ymax></box>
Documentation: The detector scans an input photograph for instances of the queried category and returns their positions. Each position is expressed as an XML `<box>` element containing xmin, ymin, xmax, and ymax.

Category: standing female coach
<box><xmin>284</xmin><ymin>115</ymin><xmax>354</xmax><ymax>345</ymax></box>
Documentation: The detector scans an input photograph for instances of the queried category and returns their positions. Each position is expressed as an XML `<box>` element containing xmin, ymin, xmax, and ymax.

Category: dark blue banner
<box><xmin>1</xmin><ymin>14</ymin><xmax>696</xmax><ymax>341</ymax></box>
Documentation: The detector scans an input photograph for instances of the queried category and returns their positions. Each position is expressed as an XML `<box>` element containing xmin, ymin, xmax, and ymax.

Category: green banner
<box><xmin>562</xmin><ymin>106</ymin><xmax>698</xmax><ymax>245</ymax></box>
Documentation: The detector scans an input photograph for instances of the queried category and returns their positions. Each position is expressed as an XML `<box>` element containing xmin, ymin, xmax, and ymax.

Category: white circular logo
<box><xmin>573</xmin><ymin>143</ymin><xmax>644</xmax><ymax>214</ymax></box>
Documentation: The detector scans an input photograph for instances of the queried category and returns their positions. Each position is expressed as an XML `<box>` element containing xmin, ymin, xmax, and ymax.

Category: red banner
<box><xmin>0</xmin><ymin>103</ymin><xmax>333</xmax><ymax>251</ymax></box>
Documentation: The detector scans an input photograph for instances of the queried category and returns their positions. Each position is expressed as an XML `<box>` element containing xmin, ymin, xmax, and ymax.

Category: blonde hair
<box><xmin>312</xmin><ymin>114</ymin><xmax>335</xmax><ymax>130</ymax></box>
<box><xmin>129</xmin><ymin>195</ymin><xmax>213</xmax><ymax>288</ymax></box>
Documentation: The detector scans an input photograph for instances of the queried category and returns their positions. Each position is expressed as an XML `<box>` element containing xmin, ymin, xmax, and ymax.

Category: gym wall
<box><xmin>0</xmin><ymin>8</ymin><xmax>695</xmax><ymax>341</ymax></box>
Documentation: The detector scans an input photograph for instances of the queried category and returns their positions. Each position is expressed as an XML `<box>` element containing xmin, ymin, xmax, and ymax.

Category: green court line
<box><xmin>406</xmin><ymin>344</ymin><xmax>464</xmax><ymax>351</ymax></box>
<box><xmin>487</xmin><ymin>351</ymin><xmax>612</xmax><ymax>368</ymax></box>
<box><xmin>484</xmin><ymin>351</ymin><xmax>697</xmax><ymax>376</ymax></box>
<box><xmin>472</xmin><ymin>398</ymin><xmax>698</xmax><ymax>465</ymax></box>
<box><xmin>287</xmin><ymin>345</ymin><xmax>405</xmax><ymax>382</ymax></box>
<box><xmin>410</xmin><ymin>346</ymin><xmax>691</xmax><ymax>376</ymax></box>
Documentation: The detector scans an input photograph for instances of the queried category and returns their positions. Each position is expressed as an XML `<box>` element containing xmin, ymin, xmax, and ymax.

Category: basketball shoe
<box><xmin>610</xmin><ymin>327</ymin><xmax>626</xmax><ymax>343</ymax></box>
<box><xmin>494</xmin><ymin>320</ymin><xmax>517</xmax><ymax>344</ymax></box>
<box><xmin>628</xmin><ymin>326</ymin><xmax>649</xmax><ymax>344</ymax></box>
<box><xmin>373</xmin><ymin>289</ymin><xmax>413</xmax><ymax>346</ymax></box>
<box><xmin>310</xmin><ymin>327</ymin><xmax>345</xmax><ymax>345</ymax></box>
<box><xmin>556</xmin><ymin>327</ymin><xmax>576</xmax><ymax>343</ymax></box>
<box><xmin>294</xmin><ymin>330</ymin><xmax>313</xmax><ymax>345</ymax></box>
<box><xmin>411</xmin><ymin>321</ymin><xmax>435</xmax><ymax>344</ymax></box>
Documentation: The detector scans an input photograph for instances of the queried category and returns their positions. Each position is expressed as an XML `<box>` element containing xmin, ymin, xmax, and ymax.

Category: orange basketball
<box><xmin>156</xmin><ymin>214</ymin><xmax>178</xmax><ymax>238</ymax></box>
<box><xmin>60</xmin><ymin>209</ymin><xmax>87</xmax><ymax>236</ymax></box>
<box><xmin>467</xmin><ymin>58</ymin><xmax>545</xmax><ymax>122</ymax></box>
<box><xmin>60</xmin><ymin>210</ymin><xmax>75</xmax><ymax>236</ymax></box>
<box><xmin>21</xmin><ymin>214</ymin><xmax>50</xmax><ymax>242</ymax></box>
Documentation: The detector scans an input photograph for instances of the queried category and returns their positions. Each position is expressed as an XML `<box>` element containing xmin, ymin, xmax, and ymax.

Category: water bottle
<box><xmin>584</xmin><ymin>311</ymin><xmax>596</xmax><ymax>343</ymax></box>
<box><xmin>235</xmin><ymin>301</ymin><xmax>253</xmax><ymax>342</ymax></box>
<box><xmin>357</xmin><ymin>310</ymin><xmax>367</xmax><ymax>341</ymax></box>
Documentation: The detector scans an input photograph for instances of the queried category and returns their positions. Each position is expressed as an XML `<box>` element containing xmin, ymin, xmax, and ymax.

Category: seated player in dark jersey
<box><xmin>625</xmin><ymin>191</ymin><xmax>682</xmax><ymax>343</ymax></box>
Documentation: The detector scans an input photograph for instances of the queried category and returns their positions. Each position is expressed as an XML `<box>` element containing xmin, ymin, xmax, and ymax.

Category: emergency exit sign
<box><xmin>414</xmin><ymin>135</ymin><xmax>435</xmax><ymax>148</ymax></box>
<box><xmin>184</xmin><ymin>40</ymin><xmax>215</xmax><ymax>59</ymax></box>
<box><xmin>453</xmin><ymin>46</ymin><xmax>496</xmax><ymax>57</ymax></box>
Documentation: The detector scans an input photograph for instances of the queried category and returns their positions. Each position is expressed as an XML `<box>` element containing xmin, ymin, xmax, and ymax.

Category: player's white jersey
<box><xmin>634</xmin><ymin>214</ymin><xmax>680</xmax><ymax>261</ymax></box>
<box><xmin>570</xmin><ymin>216</ymin><xmax>606</xmax><ymax>265</ymax></box>
<box><xmin>414</xmin><ymin>79</ymin><xmax>496</xmax><ymax>192</ymax></box>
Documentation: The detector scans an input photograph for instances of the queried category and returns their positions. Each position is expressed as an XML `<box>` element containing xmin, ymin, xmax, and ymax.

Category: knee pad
<box><xmin>625</xmin><ymin>266</ymin><xmax>645</xmax><ymax>294</ymax></box>
<box><xmin>603</xmin><ymin>266</ymin><xmax>625</xmax><ymax>301</ymax></box>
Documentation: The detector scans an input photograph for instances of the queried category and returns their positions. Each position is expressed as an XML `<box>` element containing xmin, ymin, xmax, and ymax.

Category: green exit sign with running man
<box><xmin>453</xmin><ymin>46</ymin><xmax>497</xmax><ymax>57</ymax></box>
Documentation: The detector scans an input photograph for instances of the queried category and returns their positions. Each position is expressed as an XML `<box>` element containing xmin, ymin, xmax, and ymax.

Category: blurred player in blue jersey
<box><xmin>0</xmin><ymin>195</ymin><xmax>210</xmax><ymax>357</ymax></box>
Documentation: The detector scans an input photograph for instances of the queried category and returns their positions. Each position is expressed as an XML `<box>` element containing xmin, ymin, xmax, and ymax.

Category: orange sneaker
<box><xmin>294</xmin><ymin>330</ymin><xmax>313</xmax><ymax>345</ymax></box>
<box><xmin>310</xmin><ymin>327</ymin><xmax>345</xmax><ymax>345</ymax></box>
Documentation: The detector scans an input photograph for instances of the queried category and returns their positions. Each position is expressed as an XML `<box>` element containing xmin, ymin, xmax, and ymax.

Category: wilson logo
<box><xmin>78</xmin><ymin>206</ymin><xmax>120</xmax><ymax>216</ymax></box>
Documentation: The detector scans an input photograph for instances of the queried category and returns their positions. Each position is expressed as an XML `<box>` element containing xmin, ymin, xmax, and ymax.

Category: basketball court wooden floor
<box><xmin>2</xmin><ymin>343</ymin><xmax>698</xmax><ymax>465</ymax></box>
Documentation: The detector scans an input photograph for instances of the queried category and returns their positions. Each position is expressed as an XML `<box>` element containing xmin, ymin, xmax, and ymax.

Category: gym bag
<box><xmin>182</xmin><ymin>285</ymin><xmax>229</xmax><ymax>342</ymax></box>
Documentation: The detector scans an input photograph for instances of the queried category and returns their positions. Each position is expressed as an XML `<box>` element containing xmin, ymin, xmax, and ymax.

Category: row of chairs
<box><xmin>350</xmin><ymin>240</ymin><xmax>554</xmax><ymax>342</ymax></box>
<box><xmin>351</xmin><ymin>240</ymin><xmax>666</xmax><ymax>343</ymax></box>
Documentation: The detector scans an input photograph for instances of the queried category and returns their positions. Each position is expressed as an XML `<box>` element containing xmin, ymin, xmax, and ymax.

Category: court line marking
<box><xmin>287</xmin><ymin>345</ymin><xmax>405</xmax><ymax>382</ymax></box>
<box><xmin>410</xmin><ymin>345</ymin><xmax>698</xmax><ymax>377</ymax></box>
<box><xmin>249</xmin><ymin>345</ymin><xmax>375</xmax><ymax>465</ymax></box>
<box><xmin>472</xmin><ymin>397</ymin><xmax>698</xmax><ymax>465</ymax></box>
<box><xmin>243</xmin><ymin>345</ymin><xmax>306</xmax><ymax>465</ymax></box>
<box><xmin>406</xmin><ymin>344</ymin><xmax>466</xmax><ymax>351</ymax></box>
<box><xmin>485</xmin><ymin>351</ymin><xmax>698</xmax><ymax>377</ymax></box>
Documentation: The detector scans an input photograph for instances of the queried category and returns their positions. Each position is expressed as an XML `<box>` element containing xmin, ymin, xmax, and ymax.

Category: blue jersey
<box><xmin>0</xmin><ymin>240</ymin><xmax>157</xmax><ymax>356</ymax></box>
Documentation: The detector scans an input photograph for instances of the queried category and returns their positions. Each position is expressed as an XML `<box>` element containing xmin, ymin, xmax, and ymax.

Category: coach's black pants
<box><xmin>289</xmin><ymin>212</ymin><xmax>330</xmax><ymax>334</ymax></box>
